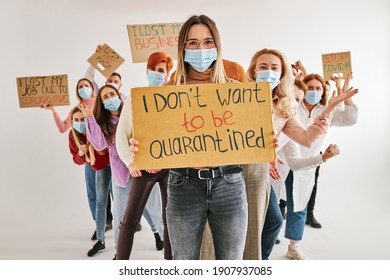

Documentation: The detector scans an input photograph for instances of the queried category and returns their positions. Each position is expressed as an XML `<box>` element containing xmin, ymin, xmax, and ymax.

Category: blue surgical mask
<box><xmin>78</xmin><ymin>87</ymin><xmax>93</xmax><ymax>99</ymax></box>
<box><xmin>73</xmin><ymin>121</ymin><xmax>86</xmax><ymax>133</ymax></box>
<box><xmin>103</xmin><ymin>96</ymin><xmax>122</xmax><ymax>112</ymax></box>
<box><xmin>184</xmin><ymin>48</ymin><xmax>218</xmax><ymax>72</ymax></box>
<box><xmin>305</xmin><ymin>90</ymin><xmax>322</xmax><ymax>105</ymax></box>
<box><xmin>147</xmin><ymin>71</ymin><xmax>166</xmax><ymax>86</ymax></box>
<box><xmin>107</xmin><ymin>82</ymin><xmax>120</xmax><ymax>90</ymax></box>
<box><xmin>255</xmin><ymin>70</ymin><xmax>281</xmax><ymax>90</ymax></box>
<box><xmin>292</xmin><ymin>98</ymin><xmax>300</xmax><ymax>109</ymax></box>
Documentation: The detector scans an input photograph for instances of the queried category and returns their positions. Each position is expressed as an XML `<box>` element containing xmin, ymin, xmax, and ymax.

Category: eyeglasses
<box><xmin>184</xmin><ymin>38</ymin><xmax>215</xmax><ymax>49</ymax></box>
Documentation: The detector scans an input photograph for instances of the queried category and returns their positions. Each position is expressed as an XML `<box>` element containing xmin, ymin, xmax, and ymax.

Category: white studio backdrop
<box><xmin>0</xmin><ymin>0</ymin><xmax>389</xmax><ymax>259</ymax></box>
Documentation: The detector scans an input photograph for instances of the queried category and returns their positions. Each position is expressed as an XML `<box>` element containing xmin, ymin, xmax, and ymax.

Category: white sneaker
<box><xmin>286</xmin><ymin>244</ymin><xmax>308</xmax><ymax>260</ymax></box>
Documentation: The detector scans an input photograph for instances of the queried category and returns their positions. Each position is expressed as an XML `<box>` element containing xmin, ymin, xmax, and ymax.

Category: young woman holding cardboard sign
<box><xmin>115</xmin><ymin>51</ymin><xmax>174</xmax><ymax>260</ymax></box>
<box><xmin>128</xmin><ymin>15</ymin><xmax>249</xmax><ymax>260</ymax></box>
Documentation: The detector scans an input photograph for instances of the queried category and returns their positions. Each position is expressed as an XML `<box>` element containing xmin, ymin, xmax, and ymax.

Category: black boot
<box><xmin>305</xmin><ymin>161</ymin><xmax>322</xmax><ymax>228</ymax></box>
<box><xmin>306</xmin><ymin>212</ymin><xmax>322</xmax><ymax>228</ymax></box>
<box><xmin>91</xmin><ymin>230</ymin><xmax>97</xmax><ymax>241</ymax></box>
<box><xmin>279</xmin><ymin>199</ymin><xmax>286</xmax><ymax>220</ymax></box>
<box><xmin>154</xmin><ymin>232</ymin><xmax>164</xmax><ymax>251</ymax></box>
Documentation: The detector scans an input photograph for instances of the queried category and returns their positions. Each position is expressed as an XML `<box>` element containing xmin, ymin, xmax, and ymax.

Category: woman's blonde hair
<box><xmin>247</xmin><ymin>48</ymin><xmax>296</xmax><ymax>118</ymax></box>
<box><xmin>71</xmin><ymin>107</ymin><xmax>96</xmax><ymax>166</ymax></box>
<box><xmin>173</xmin><ymin>14</ymin><xmax>230</xmax><ymax>85</ymax></box>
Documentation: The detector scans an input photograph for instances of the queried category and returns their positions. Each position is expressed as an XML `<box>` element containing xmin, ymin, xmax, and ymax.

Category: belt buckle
<box><xmin>198</xmin><ymin>168</ymin><xmax>213</xmax><ymax>179</ymax></box>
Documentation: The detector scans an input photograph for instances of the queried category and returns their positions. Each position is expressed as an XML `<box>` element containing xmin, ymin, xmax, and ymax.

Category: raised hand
<box><xmin>96</xmin><ymin>44</ymin><xmax>103</xmax><ymax>52</ymax></box>
<box><xmin>78</xmin><ymin>104</ymin><xmax>93</xmax><ymax>118</ymax></box>
<box><xmin>331</xmin><ymin>73</ymin><xmax>343</xmax><ymax>95</ymax></box>
<box><xmin>322</xmin><ymin>144</ymin><xmax>340</xmax><ymax>162</ymax></box>
<box><xmin>325</xmin><ymin>87</ymin><xmax>358</xmax><ymax>115</ymax></box>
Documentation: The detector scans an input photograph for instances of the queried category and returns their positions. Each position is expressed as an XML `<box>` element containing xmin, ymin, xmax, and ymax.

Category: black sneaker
<box><xmin>154</xmin><ymin>232</ymin><xmax>164</xmax><ymax>251</ymax></box>
<box><xmin>87</xmin><ymin>241</ymin><xmax>105</xmax><ymax>257</ymax></box>
<box><xmin>105</xmin><ymin>222</ymin><xmax>113</xmax><ymax>231</ymax></box>
<box><xmin>91</xmin><ymin>230</ymin><xmax>97</xmax><ymax>241</ymax></box>
<box><xmin>136</xmin><ymin>223</ymin><xmax>142</xmax><ymax>232</ymax></box>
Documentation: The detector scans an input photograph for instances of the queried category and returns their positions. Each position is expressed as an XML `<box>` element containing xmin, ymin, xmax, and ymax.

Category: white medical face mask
<box><xmin>184</xmin><ymin>48</ymin><xmax>218</xmax><ymax>72</ymax></box>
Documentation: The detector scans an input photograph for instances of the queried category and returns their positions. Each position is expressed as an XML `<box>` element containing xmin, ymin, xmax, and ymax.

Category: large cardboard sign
<box><xmin>131</xmin><ymin>82</ymin><xmax>276</xmax><ymax>170</ymax></box>
<box><xmin>322</xmin><ymin>51</ymin><xmax>352</xmax><ymax>81</ymax></box>
<box><xmin>127</xmin><ymin>22</ymin><xmax>183</xmax><ymax>63</ymax></box>
<box><xmin>16</xmin><ymin>74</ymin><xmax>69</xmax><ymax>108</ymax></box>
<box><xmin>87</xmin><ymin>44</ymin><xmax>125</xmax><ymax>78</ymax></box>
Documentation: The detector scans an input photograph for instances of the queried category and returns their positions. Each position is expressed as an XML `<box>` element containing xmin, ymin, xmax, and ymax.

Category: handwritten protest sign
<box><xmin>16</xmin><ymin>74</ymin><xmax>69</xmax><ymax>108</ymax></box>
<box><xmin>131</xmin><ymin>82</ymin><xmax>276</xmax><ymax>170</ymax></box>
<box><xmin>127</xmin><ymin>22</ymin><xmax>183</xmax><ymax>63</ymax></box>
<box><xmin>322</xmin><ymin>51</ymin><xmax>352</xmax><ymax>81</ymax></box>
<box><xmin>87</xmin><ymin>44</ymin><xmax>125</xmax><ymax>78</ymax></box>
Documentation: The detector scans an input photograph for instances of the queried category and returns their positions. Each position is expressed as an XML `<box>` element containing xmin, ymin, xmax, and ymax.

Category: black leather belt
<box><xmin>173</xmin><ymin>165</ymin><xmax>243</xmax><ymax>180</ymax></box>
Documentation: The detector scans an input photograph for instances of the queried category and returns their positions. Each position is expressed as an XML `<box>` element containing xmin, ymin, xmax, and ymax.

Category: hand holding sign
<box><xmin>331</xmin><ymin>73</ymin><xmax>344</xmax><ymax>95</ymax></box>
<box><xmin>40</xmin><ymin>101</ymin><xmax>55</xmax><ymax>112</ymax></box>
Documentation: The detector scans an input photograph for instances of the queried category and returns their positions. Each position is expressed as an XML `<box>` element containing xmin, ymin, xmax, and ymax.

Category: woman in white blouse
<box><xmin>283</xmin><ymin>73</ymin><xmax>358</xmax><ymax>260</ymax></box>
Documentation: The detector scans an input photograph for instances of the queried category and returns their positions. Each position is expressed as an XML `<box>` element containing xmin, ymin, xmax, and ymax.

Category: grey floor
<box><xmin>2</xmin><ymin>209</ymin><xmax>389</xmax><ymax>261</ymax></box>
<box><xmin>1</xmin><ymin>165</ymin><xmax>390</xmax><ymax>260</ymax></box>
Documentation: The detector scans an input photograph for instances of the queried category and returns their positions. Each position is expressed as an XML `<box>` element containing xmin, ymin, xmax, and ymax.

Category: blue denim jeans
<box><xmin>95</xmin><ymin>166</ymin><xmax>112</xmax><ymax>242</ymax></box>
<box><xmin>84</xmin><ymin>164</ymin><xmax>97</xmax><ymax>220</ymax></box>
<box><xmin>262</xmin><ymin>187</ymin><xmax>283</xmax><ymax>260</ymax></box>
<box><xmin>112</xmin><ymin>179</ymin><xmax>131</xmax><ymax>247</ymax></box>
<box><xmin>167</xmin><ymin>168</ymin><xmax>248</xmax><ymax>260</ymax></box>
<box><xmin>143</xmin><ymin>183</ymin><xmax>164</xmax><ymax>237</ymax></box>
<box><xmin>284</xmin><ymin>170</ymin><xmax>307</xmax><ymax>241</ymax></box>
